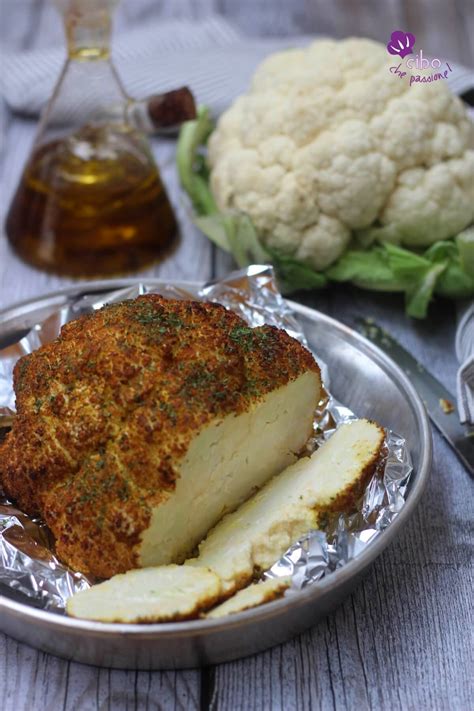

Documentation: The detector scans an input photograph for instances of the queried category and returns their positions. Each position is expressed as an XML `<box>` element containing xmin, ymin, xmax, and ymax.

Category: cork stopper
<box><xmin>147</xmin><ymin>87</ymin><xmax>197</xmax><ymax>129</ymax></box>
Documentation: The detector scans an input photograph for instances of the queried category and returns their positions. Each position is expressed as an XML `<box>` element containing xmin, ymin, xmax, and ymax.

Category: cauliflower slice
<box><xmin>66</xmin><ymin>420</ymin><xmax>385</xmax><ymax>623</ymax></box>
<box><xmin>206</xmin><ymin>577</ymin><xmax>291</xmax><ymax>619</ymax></box>
<box><xmin>66</xmin><ymin>565</ymin><xmax>221</xmax><ymax>623</ymax></box>
<box><xmin>188</xmin><ymin>419</ymin><xmax>385</xmax><ymax>594</ymax></box>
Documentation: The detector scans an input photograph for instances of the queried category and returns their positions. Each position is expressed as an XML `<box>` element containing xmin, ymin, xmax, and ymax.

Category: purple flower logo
<box><xmin>386</xmin><ymin>30</ymin><xmax>416</xmax><ymax>58</ymax></box>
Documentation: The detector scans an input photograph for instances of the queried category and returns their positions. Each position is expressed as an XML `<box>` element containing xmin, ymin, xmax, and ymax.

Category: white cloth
<box><xmin>1</xmin><ymin>14</ymin><xmax>473</xmax><ymax>421</ymax></box>
<box><xmin>0</xmin><ymin>16</ymin><xmax>311</xmax><ymax>118</ymax></box>
<box><xmin>1</xmin><ymin>15</ymin><xmax>472</xmax><ymax>118</ymax></box>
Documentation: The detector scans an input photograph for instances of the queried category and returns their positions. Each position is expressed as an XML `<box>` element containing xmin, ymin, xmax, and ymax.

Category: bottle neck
<box><xmin>56</xmin><ymin>0</ymin><xmax>115</xmax><ymax>61</ymax></box>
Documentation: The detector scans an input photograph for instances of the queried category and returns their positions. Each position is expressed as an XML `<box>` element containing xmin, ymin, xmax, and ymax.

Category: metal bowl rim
<box><xmin>0</xmin><ymin>278</ymin><xmax>432</xmax><ymax>637</ymax></box>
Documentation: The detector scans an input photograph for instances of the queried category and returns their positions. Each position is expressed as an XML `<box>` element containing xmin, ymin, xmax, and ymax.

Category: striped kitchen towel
<box><xmin>0</xmin><ymin>16</ymin><xmax>312</xmax><ymax>119</ymax></box>
<box><xmin>1</xmin><ymin>14</ymin><xmax>472</xmax><ymax>119</ymax></box>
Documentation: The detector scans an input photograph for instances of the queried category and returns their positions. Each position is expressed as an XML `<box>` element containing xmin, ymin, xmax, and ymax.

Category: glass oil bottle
<box><xmin>6</xmin><ymin>0</ymin><xmax>177</xmax><ymax>277</ymax></box>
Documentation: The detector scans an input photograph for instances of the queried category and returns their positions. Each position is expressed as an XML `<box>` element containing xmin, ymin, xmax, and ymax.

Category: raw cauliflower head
<box><xmin>208</xmin><ymin>38</ymin><xmax>474</xmax><ymax>270</ymax></box>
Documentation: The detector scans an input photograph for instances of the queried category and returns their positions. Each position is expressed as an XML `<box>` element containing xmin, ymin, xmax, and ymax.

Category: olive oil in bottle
<box><xmin>6</xmin><ymin>124</ymin><xmax>176</xmax><ymax>276</ymax></box>
<box><xmin>6</xmin><ymin>0</ymin><xmax>177</xmax><ymax>277</ymax></box>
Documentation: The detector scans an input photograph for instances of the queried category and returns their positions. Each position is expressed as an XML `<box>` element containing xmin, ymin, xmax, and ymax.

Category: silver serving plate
<box><xmin>0</xmin><ymin>279</ymin><xmax>432</xmax><ymax>670</ymax></box>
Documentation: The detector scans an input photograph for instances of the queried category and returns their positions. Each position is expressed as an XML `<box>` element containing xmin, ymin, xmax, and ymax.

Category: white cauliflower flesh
<box><xmin>67</xmin><ymin>565</ymin><xmax>222</xmax><ymax>623</ymax></box>
<box><xmin>66</xmin><ymin>420</ymin><xmax>384</xmax><ymax>623</ymax></box>
<box><xmin>188</xmin><ymin>419</ymin><xmax>385</xmax><ymax>595</ymax></box>
<box><xmin>206</xmin><ymin>577</ymin><xmax>291</xmax><ymax>619</ymax></box>
<box><xmin>208</xmin><ymin>38</ymin><xmax>474</xmax><ymax>270</ymax></box>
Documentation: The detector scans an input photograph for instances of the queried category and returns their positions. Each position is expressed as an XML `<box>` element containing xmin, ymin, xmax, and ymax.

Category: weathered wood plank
<box><xmin>0</xmin><ymin>634</ymin><xmax>201</xmax><ymax>711</ymax></box>
<box><xmin>216</xmin><ymin>0</ymin><xmax>472</xmax><ymax>64</ymax></box>
<box><xmin>402</xmin><ymin>0</ymin><xmax>473</xmax><ymax>66</ymax></box>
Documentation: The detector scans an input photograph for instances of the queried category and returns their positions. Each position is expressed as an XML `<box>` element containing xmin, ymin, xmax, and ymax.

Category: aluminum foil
<box><xmin>0</xmin><ymin>265</ymin><xmax>412</xmax><ymax>614</ymax></box>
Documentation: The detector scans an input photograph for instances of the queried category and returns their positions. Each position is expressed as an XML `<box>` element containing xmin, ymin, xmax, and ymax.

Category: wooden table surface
<box><xmin>0</xmin><ymin>2</ymin><xmax>472</xmax><ymax>709</ymax></box>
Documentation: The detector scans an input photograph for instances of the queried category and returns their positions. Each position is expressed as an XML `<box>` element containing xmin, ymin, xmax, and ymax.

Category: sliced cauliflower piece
<box><xmin>188</xmin><ymin>419</ymin><xmax>385</xmax><ymax>595</ymax></box>
<box><xmin>206</xmin><ymin>577</ymin><xmax>291</xmax><ymax>619</ymax></box>
<box><xmin>67</xmin><ymin>421</ymin><xmax>385</xmax><ymax>623</ymax></box>
<box><xmin>67</xmin><ymin>565</ymin><xmax>222</xmax><ymax>623</ymax></box>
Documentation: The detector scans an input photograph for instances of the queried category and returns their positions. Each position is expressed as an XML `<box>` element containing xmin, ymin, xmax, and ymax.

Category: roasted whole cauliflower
<box><xmin>0</xmin><ymin>294</ymin><xmax>321</xmax><ymax>578</ymax></box>
<box><xmin>207</xmin><ymin>38</ymin><xmax>474</xmax><ymax>271</ymax></box>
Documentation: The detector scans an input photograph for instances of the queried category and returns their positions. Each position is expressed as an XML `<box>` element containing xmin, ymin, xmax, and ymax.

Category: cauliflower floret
<box><xmin>295</xmin><ymin>216</ymin><xmax>351</xmax><ymax>270</ymax></box>
<box><xmin>209</xmin><ymin>38</ymin><xmax>474</xmax><ymax>268</ymax></box>
<box><xmin>373</xmin><ymin>152</ymin><xmax>474</xmax><ymax>246</ymax></box>
<box><xmin>295</xmin><ymin>120</ymin><xmax>397</xmax><ymax>229</ymax></box>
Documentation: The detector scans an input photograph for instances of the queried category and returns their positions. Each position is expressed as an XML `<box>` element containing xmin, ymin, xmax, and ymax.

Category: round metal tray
<box><xmin>0</xmin><ymin>279</ymin><xmax>432</xmax><ymax>669</ymax></box>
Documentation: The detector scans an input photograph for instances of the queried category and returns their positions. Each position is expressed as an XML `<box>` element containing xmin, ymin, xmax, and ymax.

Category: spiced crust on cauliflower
<box><xmin>0</xmin><ymin>294</ymin><xmax>321</xmax><ymax>578</ymax></box>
